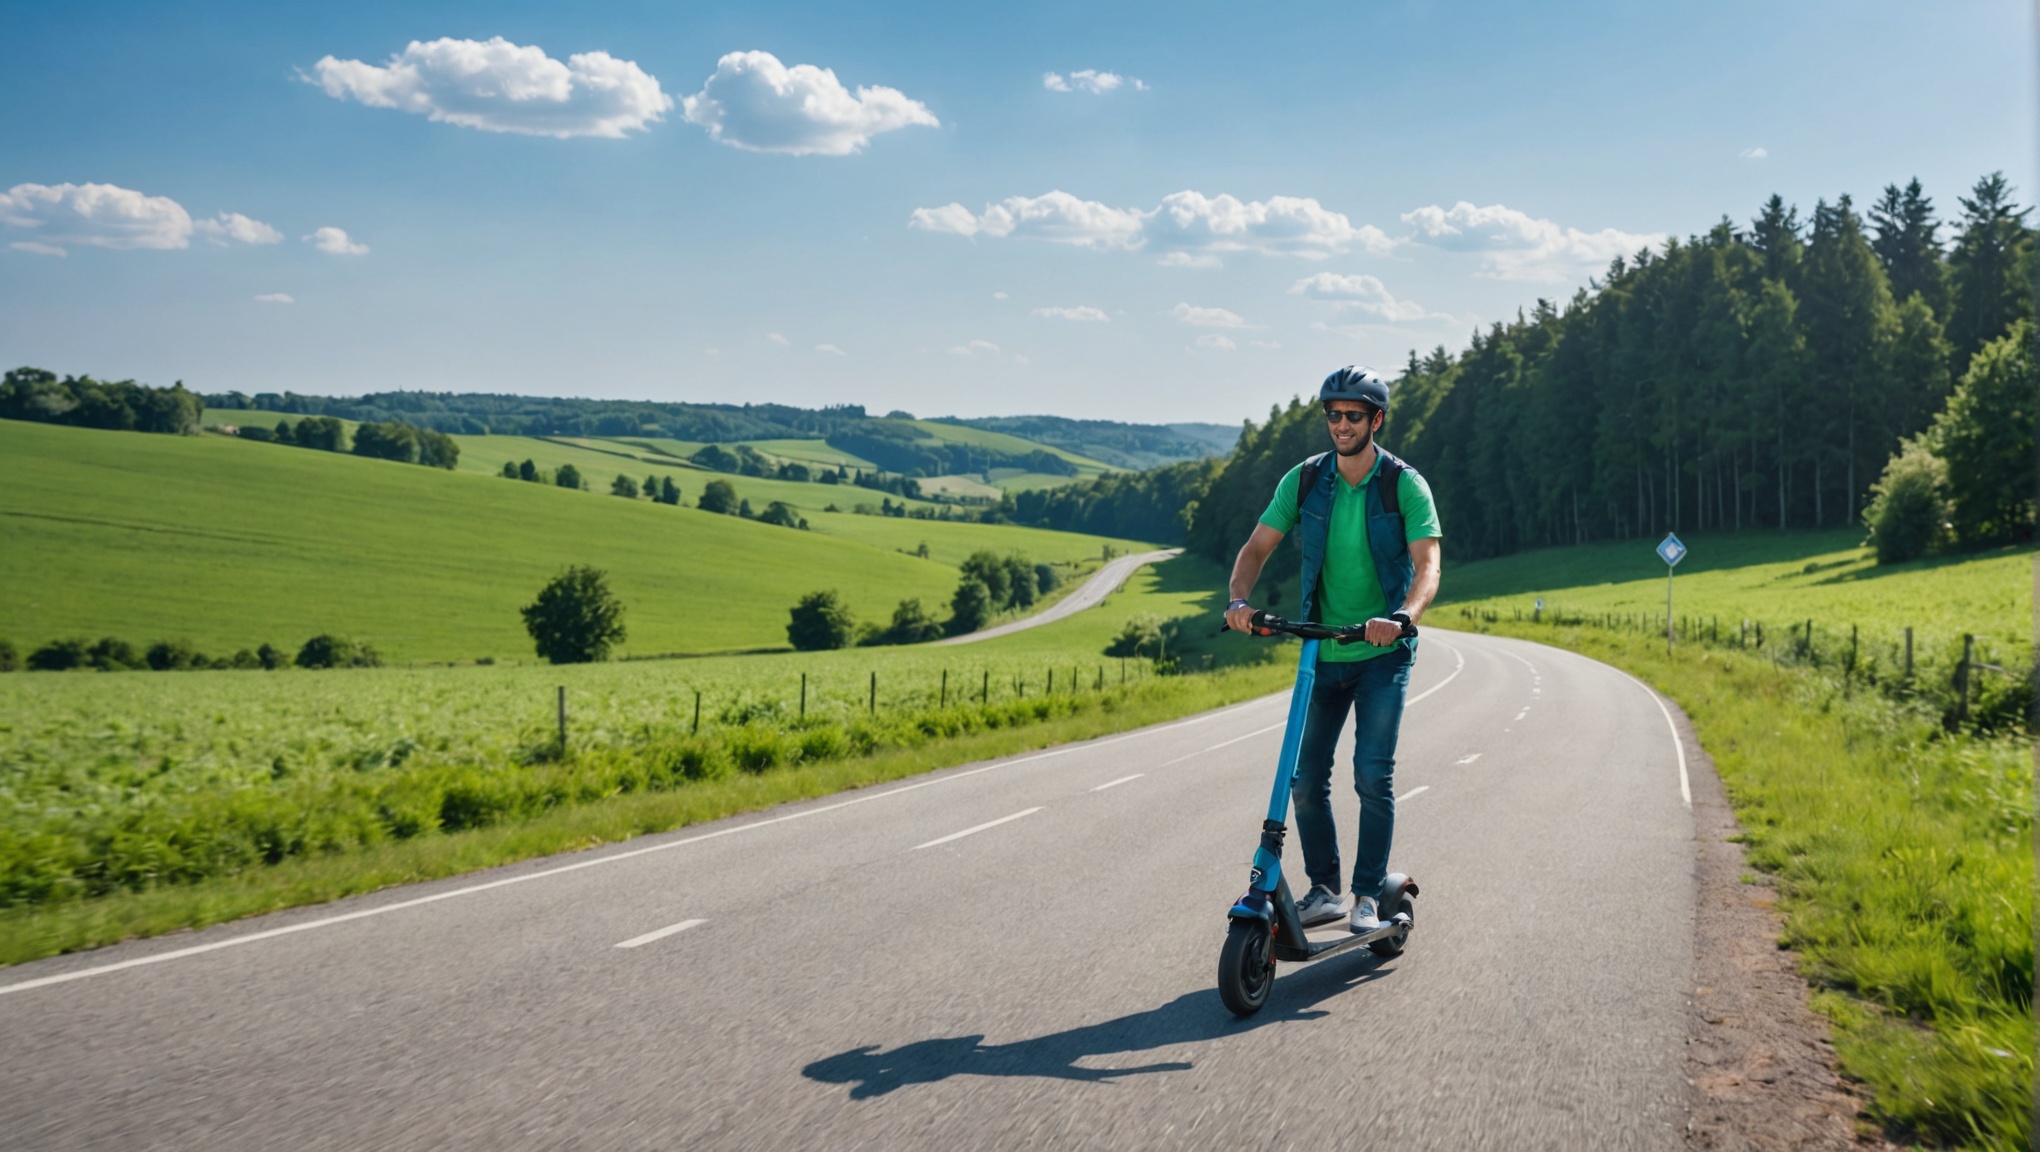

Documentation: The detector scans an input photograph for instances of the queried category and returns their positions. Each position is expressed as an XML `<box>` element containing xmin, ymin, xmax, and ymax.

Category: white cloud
<box><xmin>195</xmin><ymin>212</ymin><xmax>282</xmax><ymax>245</ymax></box>
<box><xmin>992</xmin><ymin>290</ymin><xmax>1008</xmax><ymax>300</ymax></box>
<box><xmin>10</xmin><ymin>242</ymin><xmax>65</xmax><ymax>257</ymax></box>
<box><xmin>305</xmin><ymin>225</ymin><xmax>369</xmax><ymax>255</ymax></box>
<box><xmin>1156</xmin><ymin>251</ymin><xmax>1222</xmax><ymax>268</ymax></box>
<box><xmin>1740</xmin><ymin>147</ymin><xmax>1768</xmax><ymax>160</ymax></box>
<box><xmin>816</xmin><ymin>343</ymin><xmax>847</xmax><ymax>356</ymax></box>
<box><xmin>1031</xmin><ymin>305</ymin><xmax>1110</xmax><ymax>322</ymax></box>
<box><xmin>1192</xmin><ymin>334</ymin><xmax>1237</xmax><ymax>351</ymax></box>
<box><xmin>681</xmin><ymin>51</ymin><xmax>936</xmax><ymax>156</ymax></box>
<box><xmin>254</xmin><ymin>292</ymin><xmax>295</xmax><ymax>303</ymax></box>
<box><xmin>1043</xmin><ymin>69</ymin><xmax>1140</xmax><ymax>94</ymax></box>
<box><xmin>1251</xmin><ymin>339</ymin><xmax>1282</xmax><ymax>350</ymax></box>
<box><xmin>311</xmin><ymin>37</ymin><xmax>672</xmax><ymax>139</ymax></box>
<box><xmin>1170</xmin><ymin>302</ymin><xmax>1249</xmax><ymax>328</ymax></box>
<box><xmin>1288</xmin><ymin>272</ymin><xmax>1453</xmax><ymax>323</ymax></box>
<box><xmin>912</xmin><ymin>189</ymin><xmax>1390</xmax><ymax>260</ymax></box>
<box><xmin>0</xmin><ymin>182</ymin><xmax>193</xmax><ymax>252</ymax></box>
<box><xmin>766</xmin><ymin>332</ymin><xmax>790</xmax><ymax>346</ymax></box>
<box><xmin>1400</xmin><ymin>201</ymin><xmax>1663</xmax><ymax>282</ymax></box>
<box><xmin>947</xmin><ymin>339</ymin><xmax>1001</xmax><ymax>357</ymax></box>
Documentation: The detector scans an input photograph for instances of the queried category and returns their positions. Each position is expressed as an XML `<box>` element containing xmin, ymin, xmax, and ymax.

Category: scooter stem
<box><xmin>1265</xmin><ymin>637</ymin><xmax>1320</xmax><ymax>822</ymax></box>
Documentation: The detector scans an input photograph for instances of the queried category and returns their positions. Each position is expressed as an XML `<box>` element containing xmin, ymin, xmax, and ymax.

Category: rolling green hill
<box><xmin>0</xmin><ymin>421</ymin><xmax>1154</xmax><ymax>662</ymax></box>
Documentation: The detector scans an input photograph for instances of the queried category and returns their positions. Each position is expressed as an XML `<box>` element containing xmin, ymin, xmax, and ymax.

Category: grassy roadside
<box><xmin>0</xmin><ymin>660</ymin><xmax>1287</xmax><ymax>969</ymax></box>
<box><xmin>1453</xmin><ymin>618</ymin><xmax>2032</xmax><ymax>1149</ymax></box>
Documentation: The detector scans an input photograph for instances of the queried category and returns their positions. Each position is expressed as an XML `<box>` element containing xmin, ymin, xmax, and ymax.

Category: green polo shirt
<box><xmin>1258</xmin><ymin>452</ymin><xmax>1442</xmax><ymax>662</ymax></box>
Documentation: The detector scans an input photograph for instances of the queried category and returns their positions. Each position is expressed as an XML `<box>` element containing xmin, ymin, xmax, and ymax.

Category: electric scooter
<box><xmin>1216</xmin><ymin>610</ymin><xmax>1419</xmax><ymax>1017</ymax></box>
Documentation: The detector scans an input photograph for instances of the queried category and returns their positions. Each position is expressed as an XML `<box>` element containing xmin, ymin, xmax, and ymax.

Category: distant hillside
<box><xmin>928</xmin><ymin>415</ymin><xmax>1240</xmax><ymax>470</ymax></box>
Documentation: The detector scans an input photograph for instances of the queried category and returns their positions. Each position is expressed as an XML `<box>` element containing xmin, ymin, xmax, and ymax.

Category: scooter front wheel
<box><xmin>1218</xmin><ymin>920</ymin><xmax>1275</xmax><ymax>1016</ymax></box>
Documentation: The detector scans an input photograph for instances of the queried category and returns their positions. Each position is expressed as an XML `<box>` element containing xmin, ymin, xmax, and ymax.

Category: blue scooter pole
<box><xmin>1244</xmin><ymin>637</ymin><xmax>1319</xmax><ymax>898</ymax></box>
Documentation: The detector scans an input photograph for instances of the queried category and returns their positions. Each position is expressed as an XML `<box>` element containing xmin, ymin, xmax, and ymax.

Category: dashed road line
<box><xmin>1092</xmin><ymin>774</ymin><xmax>1144</xmax><ymax>791</ymax></box>
<box><xmin>615</xmin><ymin>919</ymin><xmax>705</xmax><ymax>949</ymax></box>
<box><xmin>1397</xmin><ymin>786</ymin><xmax>1430</xmax><ymax>802</ymax></box>
<box><xmin>1455</xmin><ymin>753</ymin><xmax>1482</xmax><ymax>765</ymax></box>
<box><xmin>913</xmin><ymin>808</ymin><xmax>1043</xmax><ymax>850</ymax></box>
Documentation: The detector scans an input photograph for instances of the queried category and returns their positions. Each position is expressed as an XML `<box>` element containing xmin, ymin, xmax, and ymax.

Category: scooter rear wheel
<box><xmin>1368</xmin><ymin>893</ymin><xmax>1416</xmax><ymax>958</ymax></box>
<box><xmin>1218</xmin><ymin>920</ymin><xmax>1275</xmax><ymax>1016</ymax></box>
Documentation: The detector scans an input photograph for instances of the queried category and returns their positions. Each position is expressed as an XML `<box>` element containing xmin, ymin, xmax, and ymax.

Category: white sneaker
<box><xmin>1349</xmin><ymin>895</ymin><xmax>1380</xmax><ymax>933</ymax></box>
<box><xmin>1294</xmin><ymin>885</ymin><xmax>1351</xmax><ymax>927</ymax></box>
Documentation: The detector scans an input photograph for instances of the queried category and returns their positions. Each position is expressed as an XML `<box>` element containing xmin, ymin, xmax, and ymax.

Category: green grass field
<box><xmin>0</xmin><ymin>421</ymin><xmax>1154</xmax><ymax>662</ymax></box>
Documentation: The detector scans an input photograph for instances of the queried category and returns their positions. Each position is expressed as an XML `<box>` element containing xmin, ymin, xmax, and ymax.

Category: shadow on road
<box><xmin>802</xmin><ymin>953</ymin><xmax>1396</xmax><ymax>1099</ymax></box>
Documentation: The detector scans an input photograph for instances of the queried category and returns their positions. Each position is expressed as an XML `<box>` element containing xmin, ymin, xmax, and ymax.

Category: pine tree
<box><xmin>1798</xmin><ymin>196</ymin><xmax>1897</xmax><ymax>524</ymax></box>
<box><xmin>1749</xmin><ymin>195</ymin><xmax>1803</xmax><ymax>285</ymax></box>
<box><xmin>1868</xmin><ymin>178</ymin><xmax>1949</xmax><ymax>318</ymax></box>
<box><xmin>1946</xmin><ymin>172</ymin><xmax>2036</xmax><ymax>372</ymax></box>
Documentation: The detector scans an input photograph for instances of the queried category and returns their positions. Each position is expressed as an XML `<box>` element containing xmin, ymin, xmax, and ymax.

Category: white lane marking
<box><xmin>1404</xmin><ymin>639</ymin><xmax>1467</xmax><ymax>707</ymax></box>
<box><xmin>1609</xmin><ymin>668</ymin><xmax>1692</xmax><ymax>809</ymax></box>
<box><xmin>1092</xmin><ymin>774</ymin><xmax>1144</xmax><ymax>791</ymax></box>
<box><xmin>0</xmin><ymin>697</ymin><xmax>1283</xmax><ymax>997</ymax></box>
<box><xmin>1159</xmin><ymin>721</ymin><xmax>1284</xmax><ymax>765</ymax></box>
<box><xmin>614</xmin><ymin>919</ymin><xmax>705</xmax><ymax>949</ymax></box>
<box><xmin>1397</xmin><ymin>786</ymin><xmax>1430</xmax><ymax>802</ymax></box>
<box><xmin>1513</xmin><ymin>708</ymin><xmax>1529</xmax><ymax>721</ymax></box>
<box><xmin>913</xmin><ymin>807</ymin><xmax>1042</xmax><ymax>850</ymax></box>
<box><xmin>1455</xmin><ymin>753</ymin><xmax>1482</xmax><ymax>765</ymax></box>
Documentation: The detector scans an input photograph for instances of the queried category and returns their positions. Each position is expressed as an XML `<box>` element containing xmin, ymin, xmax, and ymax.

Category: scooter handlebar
<box><xmin>1219</xmin><ymin>610</ymin><xmax>1416</xmax><ymax>644</ymax></box>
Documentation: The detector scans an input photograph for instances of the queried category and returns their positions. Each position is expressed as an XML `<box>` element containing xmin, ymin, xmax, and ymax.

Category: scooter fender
<box><xmin>1378</xmin><ymin>872</ymin><xmax>1419</xmax><ymax>921</ymax></box>
<box><xmin>1227</xmin><ymin>889</ymin><xmax>1273</xmax><ymax>924</ymax></box>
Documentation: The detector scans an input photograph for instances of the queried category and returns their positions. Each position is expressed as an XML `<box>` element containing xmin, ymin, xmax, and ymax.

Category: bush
<box><xmin>501</xmin><ymin>461</ymin><xmax>519</xmax><ymax>479</ymax></box>
<box><xmin>145</xmin><ymin>639</ymin><xmax>205</xmax><ymax>671</ymax></box>
<box><xmin>555</xmin><ymin>463</ymin><xmax>583</xmax><ymax>490</ymax></box>
<box><xmin>352</xmin><ymin>421</ymin><xmax>420</xmax><ymax>464</ymax></box>
<box><xmin>1863</xmin><ymin>440</ymin><xmax>1952</xmax><ymax>563</ymax></box>
<box><xmin>611</xmin><ymin>474</ymin><xmax>639</xmax><ymax>498</ymax></box>
<box><xmin>863</xmin><ymin>598</ymin><xmax>945</xmax><ymax>646</ymax></box>
<box><xmin>296</xmin><ymin>634</ymin><xmax>382</xmax><ymax>669</ymax></box>
<box><xmin>518</xmin><ymin>459</ymin><xmax>541</xmax><ymax>483</ymax></box>
<box><xmin>1106</xmin><ymin>615</ymin><xmax>1170</xmax><ymax>659</ymax></box>
<box><xmin>698</xmin><ymin>478</ymin><xmax>739</xmax><ymax>514</ymax></box>
<box><xmin>0</xmin><ymin>639</ymin><xmax>16</xmax><ymax>671</ymax></box>
<box><xmin>1035</xmin><ymin>563</ymin><xmax>1062</xmax><ymax>595</ymax></box>
<box><xmin>1931</xmin><ymin>320</ymin><xmax>2037</xmax><ymax>545</ymax></box>
<box><xmin>1004</xmin><ymin>555</ymin><xmax>1036</xmax><ymax>609</ymax></box>
<box><xmin>737</xmin><ymin>498</ymin><xmax>755</xmax><ymax>519</ymax></box>
<box><xmin>87</xmin><ymin>637</ymin><xmax>144</xmax><ymax>670</ymax></box>
<box><xmin>959</xmin><ymin>550</ymin><xmax>1011</xmax><ymax>608</ymax></box>
<box><xmin>290</xmin><ymin>416</ymin><xmax>347</xmax><ymax>452</ymax></box>
<box><xmin>28</xmin><ymin>638</ymin><xmax>88</xmax><ymax>671</ymax></box>
<box><xmin>787</xmin><ymin>590</ymin><xmax>857</xmax><ymax>651</ymax></box>
<box><xmin>945</xmin><ymin>577</ymin><xmax>993</xmax><ymax>636</ymax></box>
<box><xmin>757</xmin><ymin>500</ymin><xmax>801</xmax><ymax>528</ymax></box>
<box><xmin>521</xmin><ymin>566</ymin><xmax>627</xmax><ymax>664</ymax></box>
<box><xmin>256</xmin><ymin>642</ymin><xmax>288</xmax><ymax>670</ymax></box>
<box><xmin>658</xmin><ymin>476</ymin><xmax>681</xmax><ymax>506</ymax></box>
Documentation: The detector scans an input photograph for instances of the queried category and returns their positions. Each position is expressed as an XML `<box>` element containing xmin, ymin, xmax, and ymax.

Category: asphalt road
<box><xmin>935</xmin><ymin>548</ymin><xmax>1181</xmax><ymax>645</ymax></box>
<box><xmin>0</xmin><ymin>629</ymin><xmax>1696</xmax><ymax>1150</ymax></box>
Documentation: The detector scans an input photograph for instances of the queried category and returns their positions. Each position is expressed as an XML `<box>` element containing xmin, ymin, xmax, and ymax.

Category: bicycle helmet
<box><xmin>1320</xmin><ymin>365</ymin><xmax>1389</xmax><ymax>413</ymax></box>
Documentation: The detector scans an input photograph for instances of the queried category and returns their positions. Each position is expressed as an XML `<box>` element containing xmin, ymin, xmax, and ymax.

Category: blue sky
<box><xmin>2</xmin><ymin>0</ymin><xmax>2031</xmax><ymax>423</ymax></box>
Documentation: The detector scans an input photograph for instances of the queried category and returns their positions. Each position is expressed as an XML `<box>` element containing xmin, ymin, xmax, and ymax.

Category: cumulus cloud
<box><xmin>948</xmin><ymin>339</ymin><xmax>1001</xmax><ymax>357</ymax></box>
<box><xmin>1288</xmin><ymin>272</ymin><xmax>1453</xmax><ymax>324</ymax></box>
<box><xmin>1031</xmin><ymin>305</ymin><xmax>1110</xmax><ymax>322</ymax></box>
<box><xmin>310</xmin><ymin>37</ymin><xmax>672</xmax><ymax>139</ymax></box>
<box><xmin>681</xmin><ymin>51</ymin><xmax>936</xmax><ymax>156</ymax></box>
<box><xmin>1740</xmin><ymin>147</ymin><xmax>1768</xmax><ymax>160</ymax></box>
<box><xmin>1400</xmin><ymin>201</ymin><xmax>1663</xmax><ymax>282</ymax></box>
<box><xmin>1042</xmin><ymin>69</ymin><xmax>1144</xmax><ymax>93</ymax></box>
<box><xmin>254</xmin><ymin>293</ymin><xmax>295</xmax><ymax>303</ymax></box>
<box><xmin>816</xmin><ymin>343</ymin><xmax>847</xmax><ymax>356</ymax></box>
<box><xmin>0</xmin><ymin>182</ymin><xmax>276</xmax><ymax>255</ymax></box>
<box><xmin>992</xmin><ymin>290</ymin><xmax>1008</xmax><ymax>300</ymax></box>
<box><xmin>195</xmin><ymin>212</ymin><xmax>283</xmax><ymax>245</ymax></box>
<box><xmin>766</xmin><ymin>332</ymin><xmax>790</xmax><ymax>346</ymax></box>
<box><xmin>1192</xmin><ymin>334</ymin><xmax>1236</xmax><ymax>352</ymax></box>
<box><xmin>1170</xmin><ymin>303</ymin><xmax>1249</xmax><ymax>328</ymax></box>
<box><xmin>1156</xmin><ymin>251</ymin><xmax>1221</xmax><ymax>269</ymax></box>
<box><xmin>305</xmin><ymin>225</ymin><xmax>369</xmax><ymax>255</ymax></box>
<box><xmin>912</xmin><ymin>189</ymin><xmax>1386</xmax><ymax>261</ymax></box>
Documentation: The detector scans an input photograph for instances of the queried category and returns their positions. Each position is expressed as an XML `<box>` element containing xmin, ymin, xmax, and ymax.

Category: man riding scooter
<box><xmin>1223</xmin><ymin>367</ymin><xmax>1443</xmax><ymax>932</ymax></box>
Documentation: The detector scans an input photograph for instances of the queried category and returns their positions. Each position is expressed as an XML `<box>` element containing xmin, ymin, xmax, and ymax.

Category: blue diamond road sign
<box><xmin>1657</xmin><ymin>533</ymin><xmax>1687</xmax><ymax>568</ymax></box>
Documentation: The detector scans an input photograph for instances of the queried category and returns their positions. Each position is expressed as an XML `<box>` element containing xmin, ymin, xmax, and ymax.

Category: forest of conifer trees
<box><xmin>1187</xmin><ymin>172</ymin><xmax>2037</xmax><ymax>567</ymax></box>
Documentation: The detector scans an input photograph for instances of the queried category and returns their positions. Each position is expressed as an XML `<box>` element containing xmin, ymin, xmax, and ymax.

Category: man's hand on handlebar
<box><xmin>1224</xmin><ymin>602</ymin><xmax>1257</xmax><ymax>635</ymax></box>
<box><xmin>1361</xmin><ymin>617</ymin><xmax>1405</xmax><ymax>647</ymax></box>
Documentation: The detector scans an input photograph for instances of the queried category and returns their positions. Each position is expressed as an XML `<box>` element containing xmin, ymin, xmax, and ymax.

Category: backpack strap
<box><xmin>1297</xmin><ymin>451</ymin><xmax>1334</xmax><ymax>505</ymax></box>
<box><xmin>1373</xmin><ymin>449</ymin><xmax>1408</xmax><ymax>517</ymax></box>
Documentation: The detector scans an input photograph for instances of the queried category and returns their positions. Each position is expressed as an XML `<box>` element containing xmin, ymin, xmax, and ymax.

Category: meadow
<box><xmin>1444</xmin><ymin>535</ymin><xmax>2033</xmax><ymax>1150</ymax></box>
<box><xmin>0</xmin><ymin>554</ymin><xmax>1263</xmax><ymax>961</ymax></box>
<box><xmin>0</xmin><ymin>420</ymin><xmax>1153</xmax><ymax>661</ymax></box>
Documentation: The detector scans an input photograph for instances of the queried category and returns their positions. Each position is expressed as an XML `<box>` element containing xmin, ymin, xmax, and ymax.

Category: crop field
<box><xmin>0</xmin><ymin>553</ymin><xmax>1257</xmax><ymax>959</ymax></box>
<box><xmin>0</xmin><ymin>421</ymin><xmax>1153</xmax><ymax>662</ymax></box>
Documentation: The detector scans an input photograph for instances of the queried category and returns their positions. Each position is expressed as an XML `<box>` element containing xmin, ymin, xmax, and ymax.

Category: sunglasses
<box><xmin>1323</xmin><ymin>407</ymin><xmax>1377</xmax><ymax>425</ymax></box>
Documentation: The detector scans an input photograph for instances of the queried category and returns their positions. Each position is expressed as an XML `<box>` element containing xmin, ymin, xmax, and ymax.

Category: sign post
<box><xmin>1656</xmin><ymin>533</ymin><xmax>1687</xmax><ymax>651</ymax></box>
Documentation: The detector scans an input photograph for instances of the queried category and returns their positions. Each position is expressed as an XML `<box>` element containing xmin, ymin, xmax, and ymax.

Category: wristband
<box><xmin>1388</xmin><ymin>611</ymin><xmax>1412</xmax><ymax>627</ymax></box>
<box><xmin>1228</xmin><ymin>599</ymin><xmax>1250</xmax><ymax>611</ymax></box>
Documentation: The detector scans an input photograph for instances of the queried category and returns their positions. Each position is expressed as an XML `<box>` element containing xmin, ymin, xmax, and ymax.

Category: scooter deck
<box><xmin>1288</xmin><ymin>914</ymin><xmax>1411</xmax><ymax>962</ymax></box>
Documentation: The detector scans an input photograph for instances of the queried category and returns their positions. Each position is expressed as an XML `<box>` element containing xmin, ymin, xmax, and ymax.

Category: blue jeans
<box><xmin>1291</xmin><ymin>647</ymin><xmax>1412</xmax><ymax>898</ymax></box>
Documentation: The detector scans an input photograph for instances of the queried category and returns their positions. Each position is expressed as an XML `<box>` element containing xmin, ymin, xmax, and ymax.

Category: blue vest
<box><xmin>1295</xmin><ymin>448</ymin><xmax>1418</xmax><ymax>653</ymax></box>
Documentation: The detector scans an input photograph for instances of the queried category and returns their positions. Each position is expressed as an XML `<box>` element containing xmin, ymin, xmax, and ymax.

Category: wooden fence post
<box><xmin>692</xmin><ymin>690</ymin><xmax>701</xmax><ymax>735</ymax></box>
<box><xmin>800</xmin><ymin>672</ymin><xmax>807</xmax><ymax>719</ymax></box>
<box><xmin>869</xmin><ymin>670</ymin><xmax>876</xmax><ymax>715</ymax></box>
<box><xmin>940</xmin><ymin>669</ymin><xmax>948</xmax><ymax>708</ymax></box>
<box><xmin>557</xmin><ymin>686</ymin><xmax>567</xmax><ymax>754</ymax></box>
<box><xmin>1954</xmin><ymin>634</ymin><xmax>1973</xmax><ymax>726</ymax></box>
<box><xmin>1904</xmin><ymin>627</ymin><xmax>1913</xmax><ymax>679</ymax></box>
